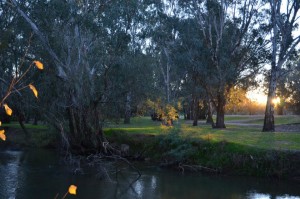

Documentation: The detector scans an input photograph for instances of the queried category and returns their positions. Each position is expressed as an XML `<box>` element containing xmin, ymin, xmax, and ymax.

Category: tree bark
<box><xmin>33</xmin><ymin>116</ymin><xmax>38</xmax><ymax>125</ymax></box>
<box><xmin>18</xmin><ymin>113</ymin><xmax>30</xmax><ymax>139</ymax></box>
<box><xmin>277</xmin><ymin>104</ymin><xmax>284</xmax><ymax>115</ymax></box>
<box><xmin>192</xmin><ymin>97</ymin><xmax>199</xmax><ymax>126</ymax></box>
<box><xmin>263</xmin><ymin>68</ymin><xmax>277</xmax><ymax>132</ymax></box>
<box><xmin>263</xmin><ymin>2</ymin><xmax>278</xmax><ymax>132</ymax></box>
<box><xmin>124</xmin><ymin>92</ymin><xmax>131</xmax><ymax>124</ymax></box>
<box><xmin>215</xmin><ymin>93</ymin><xmax>226</xmax><ymax>128</ymax></box>
<box><xmin>206</xmin><ymin>100</ymin><xmax>214</xmax><ymax>125</ymax></box>
<box><xmin>159</xmin><ymin>49</ymin><xmax>171</xmax><ymax>103</ymax></box>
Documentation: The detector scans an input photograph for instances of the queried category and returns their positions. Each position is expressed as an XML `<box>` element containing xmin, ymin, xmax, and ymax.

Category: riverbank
<box><xmin>0</xmin><ymin>125</ymin><xmax>57</xmax><ymax>150</ymax></box>
<box><xmin>106</xmin><ymin>128</ymin><xmax>300</xmax><ymax>181</ymax></box>
<box><xmin>104</xmin><ymin>116</ymin><xmax>300</xmax><ymax>180</ymax></box>
<box><xmin>1</xmin><ymin>116</ymin><xmax>300</xmax><ymax>180</ymax></box>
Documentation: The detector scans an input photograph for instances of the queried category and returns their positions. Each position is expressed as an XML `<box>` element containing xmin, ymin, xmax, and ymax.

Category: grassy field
<box><xmin>2</xmin><ymin>115</ymin><xmax>300</xmax><ymax>151</ymax></box>
<box><xmin>222</xmin><ymin>115</ymin><xmax>300</xmax><ymax>125</ymax></box>
<box><xmin>104</xmin><ymin>115</ymin><xmax>300</xmax><ymax>151</ymax></box>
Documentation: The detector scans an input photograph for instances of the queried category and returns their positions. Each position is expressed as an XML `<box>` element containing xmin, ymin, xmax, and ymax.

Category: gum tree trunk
<box><xmin>263</xmin><ymin>0</ymin><xmax>300</xmax><ymax>131</ymax></box>
<box><xmin>263</xmin><ymin>65</ymin><xmax>277</xmax><ymax>132</ymax></box>
<box><xmin>206</xmin><ymin>100</ymin><xmax>214</xmax><ymax>126</ymax></box>
<box><xmin>192</xmin><ymin>97</ymin><xmax>199</xmax><ymax>126</ymax></box>
<box><xmin>215</xmin><ymin>93</ymin><xmax>226</xmax><ymax>128</ymax></box>
<box><xmin>124</xmin><ymin>92</ymin><xmax>131</xmax><ymax>124</ymax></box>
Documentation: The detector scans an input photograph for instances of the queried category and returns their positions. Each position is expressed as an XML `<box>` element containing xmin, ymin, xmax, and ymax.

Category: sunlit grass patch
<box><xmin>181</xmin><ymin>123</ymin><xmax>300</xmax><ymax>151</ymax></box>
<box><xmin>104</xmin><ymin>117</ymin><xmax>178</xmax><ymax>135</ymax></box>
<box><xmin>223</xmin><ymin>115</ymin><xmax>263</xmax><ymax>121</ymax></box>
<box><xmin>228</xmin><ymin>115</ymin><xmax>300</xmax><ymax>125</ymax></box>
<box><xmin>104</xmin><ymin>116</ymin><xmax>300</xmax><ymax>151</ymax></box>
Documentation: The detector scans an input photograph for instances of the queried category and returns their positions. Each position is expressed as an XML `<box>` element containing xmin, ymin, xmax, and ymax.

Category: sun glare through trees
<box><xmin>1</xmin><ymin>0</ymin><xmax>300</xmax><ymax>198</ymax></box>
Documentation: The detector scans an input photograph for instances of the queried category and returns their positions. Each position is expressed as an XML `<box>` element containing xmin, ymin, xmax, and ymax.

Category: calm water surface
<box><xmin>0</xmin><ymin>149</ymin><xmax>299</xmax><ymax>199</ymax></box>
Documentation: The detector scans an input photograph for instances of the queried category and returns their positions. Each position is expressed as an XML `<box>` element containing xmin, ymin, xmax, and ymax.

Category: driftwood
<box><xmin>160</xmin><ymin>160</ymin><xmax>219</xmax><ymax>174</ymax></box>
<box><xmin>178</xmin><ymin>163</ymin><xmax>219</xmax><ymax>174</ymax></box>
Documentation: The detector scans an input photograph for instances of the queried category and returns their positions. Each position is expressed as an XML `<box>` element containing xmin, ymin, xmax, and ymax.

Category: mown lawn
<box><xmin>104</xmin><ymin>117</ymin><xmax>163</xmax><ymax>135</ymax></box>
<box><xmin>222</xmin><ymin>115</ymin><xmax>300</xmax><ymax>124</ymax></box>
<box><xmin>104</xmin><ymin>116</ymin><xmax>300</xmax><ymax>151</ymax></box>
<box><xmin>181</xmin><ymin>124</ymin><xmax>300</xmax><ymax>151</ymax></box>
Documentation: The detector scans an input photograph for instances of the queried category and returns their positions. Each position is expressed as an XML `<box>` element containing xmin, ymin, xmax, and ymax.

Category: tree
<box><xmin>178</xmin><ymin>0</ymin><xmax>266</xmax><ymax>128</ymax></box>
<box><xmin>8</xmin><ymin>0</ymin><xmax>148</xmax><ymax>152</ymax></box>
<box><xmin>280</xmin><ymin>51</ymin><xmax>300</xmax><ymax>114</ymax></box>
<box><xmin>263</xmin><ymin>0</ymin><xmax>300</xmax><ymax>131</ymax></box>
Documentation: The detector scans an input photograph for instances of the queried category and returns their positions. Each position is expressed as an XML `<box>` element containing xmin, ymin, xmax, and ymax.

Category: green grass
<box><xmin>104</xmin><ymin>117</ymin><xmax>171</xmax><ymax>135</ymax></box>
<box><xmin>1</xmin><ymin>122</ymin><xmax>55</xmax><ymax>148</ymax></box>
<box><xmin>246</xmin><ymin>115</ymin><xmax>300</xmax><ymax>125</ymax></box>
<box><xmin>220</xmin><ymin>115</ymin><xmax>300</xmax><ymax>124</ymax></box>
<box><xmin>1</xmin><ymin>122</ymin><xmax>48</xmax><ymax>129</ymax></box>
<box><xmin>181</xmin><ymin>124</ymin><xmax>300</xmax><ymax>151</ymax></box>
<box><xmin>104</xmin><ymin>116</ymin><xmax>300</xmax><ymax>151</ymax></box>
<box><xmin>224</xmin><ymin>115</ymin><xmax>263</xmax><ymax>121</ymax></box>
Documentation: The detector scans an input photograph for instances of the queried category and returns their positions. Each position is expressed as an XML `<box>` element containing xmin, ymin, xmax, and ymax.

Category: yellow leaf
<box><xmin>3</xmin><ymin>104</ymin><xmax>12</xmax><ymax>116</ymax></box>
<box><xmin>68</xmin><ymin>185</ymin><xmax>77</xmax><ymax>195</ymax></box>
<box><xmin>29</xmin><ymin>84</ymin><xmax>38</xmax><ymax>98</ymax></box>
<box><xmin>33</xmin><ymin>60</ymin><xmax>43</xmax><ymax>70</ymax></box>
<box><xmin>0</xmin><ymin>130</ymin><xmax>6</xmax><ymax>141</ymax></box>
<box><xmin>0</xmin><ymin>121</ymin><xmax>1</xmax><ymax>126</ymax></box>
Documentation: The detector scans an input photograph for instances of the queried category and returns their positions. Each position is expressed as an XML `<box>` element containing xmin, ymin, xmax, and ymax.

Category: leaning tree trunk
<box><xmin>215</xmin><ymin>93</ymin><xmax>226</xmax><ymax>128</ymax></box>
<box><xmin>15</xmin><ymin>108</ymin><xmax>30</xmax><ymax>140</ymax></box>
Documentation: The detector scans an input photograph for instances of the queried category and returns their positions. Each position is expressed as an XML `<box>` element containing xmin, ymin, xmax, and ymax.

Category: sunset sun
<box><xmin>246</xmin><ymin>89</ymin><xmax>267</xmax><ymax>104</ymax></box>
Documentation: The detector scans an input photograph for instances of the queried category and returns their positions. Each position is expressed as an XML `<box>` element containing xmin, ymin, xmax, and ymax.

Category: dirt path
<box><xmin>184</xmin><ymin>120</ymin><xmax>300</xmax><ymax>132</ymax></box>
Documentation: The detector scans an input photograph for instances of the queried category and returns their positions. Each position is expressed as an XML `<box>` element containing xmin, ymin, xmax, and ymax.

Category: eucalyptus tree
<box><xmin>263</xmin><ymin>0</ymin><xmax>300</xmax><ymax>131</ymax></box>
<box><xmin>276</xmin><ymin>52</ymin><xmax>300</xmax><ymax>114</ymax></box>
<box><xmin>172</xmin><ymin>18</ymin><xmax>211</xmax><ymax>126</ymax></box>
<box><xmin>179</xmin><ymin>0</ymin><xmax>267</xmax><ymax>128</ymax></box>
<box><xmin>286</xmin><ymin>63</ymin><xmax>300</xmax><ymax>114</ymax></box>
<box><xmin>8</xmin><ymin>0</ymin><xmax>147</xmax><ymax>152</ymax></box>
<box><xmin>145</xmin><ymin>1</ymin><xmax>184</xmax><ymax>104</ymax></box>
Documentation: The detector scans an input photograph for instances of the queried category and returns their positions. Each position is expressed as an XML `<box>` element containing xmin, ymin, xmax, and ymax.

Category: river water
<box><xmin>0</xmin><ymin>149</ymin><xmax>299</xmax><ymax>199</ymax></box>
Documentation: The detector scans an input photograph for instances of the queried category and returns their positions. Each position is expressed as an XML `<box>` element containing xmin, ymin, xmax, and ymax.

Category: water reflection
<box><xmin>0</xmin><ymin>151</ymin><xmax>23</xmax><ymax>199</ymax></box>
<box><xmin>247</xmin><ymin>192</ymin><xmax>300</xmax><ymax>199</ymax></box>
<box><xmin>0</xmin><ymin>149</ymin><xmax>299</xmax><ymax>199</ymax></box>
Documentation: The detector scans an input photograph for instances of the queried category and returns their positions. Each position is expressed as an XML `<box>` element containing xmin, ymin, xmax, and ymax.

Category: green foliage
<box><xmin>146</xmin><ymin>99</ymin><xmax>179</xmax><ymax>125</ymax></box>
<box><xmin>158</xmin><ymin>128</ymin><xmax>195</xmax><ymax>162</ymax></box>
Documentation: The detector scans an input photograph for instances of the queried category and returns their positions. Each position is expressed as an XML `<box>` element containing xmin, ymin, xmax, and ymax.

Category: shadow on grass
<box><xmin>106</xmin><ymin>126</ymin><xmax>300</xmax><ymax>179</ymax></box>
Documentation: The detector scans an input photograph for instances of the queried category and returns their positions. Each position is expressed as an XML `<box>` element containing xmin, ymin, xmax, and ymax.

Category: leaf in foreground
<box><xmin>29</xmin><ymin>84</ymin><xmax>38</xmax><ymax>98</ymax></box>
<box><xmin>0</xmin><ymin>130</ymin><xmax>6</xmax><ymax>141</ymax></box>
<box><xmin>68</xmin><ymin>185</ymin><xmax>77</xmax><ymax>195</ymax></box>
<box><xmin>33</xmin><ymin>60</ymin><xmax>44</xmax><ymax>70</ymax></box>
<box><xmin>3</xmin><ymin>104</ymin><xmax>12</xmax><ymax>116</ymax></box>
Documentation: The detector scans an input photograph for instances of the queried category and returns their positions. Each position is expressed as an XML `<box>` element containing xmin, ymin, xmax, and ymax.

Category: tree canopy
<box><xmin>1</xmin><ymin>0</ymin><xmax>300</xmax><ymax>151</ymax></box>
